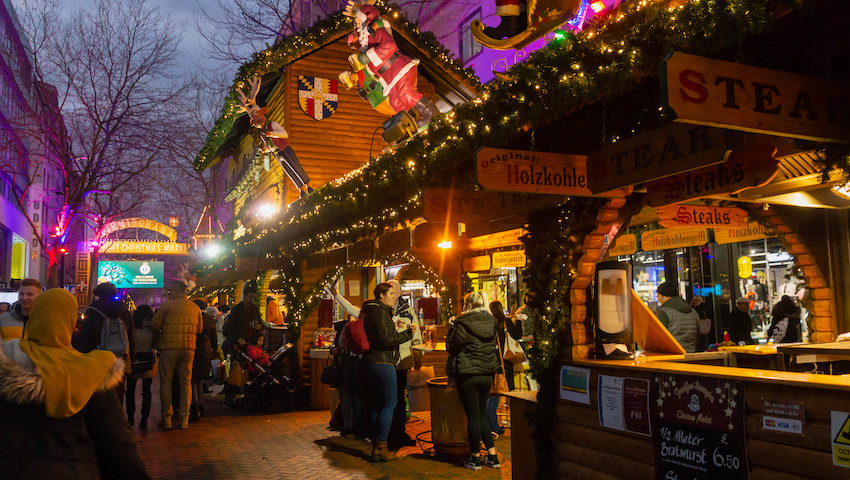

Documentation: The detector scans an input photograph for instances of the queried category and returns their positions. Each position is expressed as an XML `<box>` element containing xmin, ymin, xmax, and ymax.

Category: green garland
<box><xmin>201</xmin><ymin>0</ymin><xmax>811</xmax><ymax>271</ymax></box>
<box><xmin>194</xmin><ymin>1</ymin><xmax>480</xmax><ymax>171</ymax></box>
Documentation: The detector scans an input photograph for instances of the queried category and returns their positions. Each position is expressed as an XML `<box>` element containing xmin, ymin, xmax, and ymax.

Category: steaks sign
<box><xmin>643</xmin><ymin>144</ymin><xmax>779</xmax><ymax>207</ymax></box>
<box><xmin>662</xmin><ymin>51</ymin><xmax>850</xmax><ymax>143</ymax></box>
<box><xmin>657</xmin><ymin>205</ymin><xmax>749</xmax><ymax>229</ymax></box>
<box><xmin>586</xmin><ymin>123</ymin><xmax>728</xmax><ymax>194</ymax></box>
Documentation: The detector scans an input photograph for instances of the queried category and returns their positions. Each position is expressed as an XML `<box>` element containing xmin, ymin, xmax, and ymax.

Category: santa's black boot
<box><xmin>483</xmin><ymin>15</ymin><xmax>520</xmax><ymax>40</ymax></box>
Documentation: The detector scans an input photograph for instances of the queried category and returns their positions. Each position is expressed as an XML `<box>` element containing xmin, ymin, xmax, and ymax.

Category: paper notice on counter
<box><xmin>598</xmin><ymin>376</ymin><xmax>651</xmax><ymax>436</ymax></box>
<box><xmin>560</xmin><ymin>366</ymin><xmax>590</xmax><ymax>404</ymax></box>
<box><xmin>599</xmin><ymin>375</ymin><xmax>625</xmax><ymax>431</ymax></box>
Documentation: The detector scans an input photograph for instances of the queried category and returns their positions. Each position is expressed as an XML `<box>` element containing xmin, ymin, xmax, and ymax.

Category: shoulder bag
<box><xmin>503</xmin><ymin>330</ymin><xmax>526</xmax><ymax>365</ymax></box>
<box><xmin>490</xmin><ymin>333</ymin><xmax>510</xmax><ymax>396</ymax></box>
<box><xmin>320</xmin><ymin>354</ymin><xmax>342</xmax><ymax>387</ymax></box>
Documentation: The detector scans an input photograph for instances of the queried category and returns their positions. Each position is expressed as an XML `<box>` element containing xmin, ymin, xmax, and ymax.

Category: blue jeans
<box><xmin>361</xmin><ymin>361</ymin><xmax>397</xmax><ymax>441</ymax></box>
<box><xmin>486</xmin><ymin>396</ymin><xmax>500</xmax><ymax>433</ymax></box>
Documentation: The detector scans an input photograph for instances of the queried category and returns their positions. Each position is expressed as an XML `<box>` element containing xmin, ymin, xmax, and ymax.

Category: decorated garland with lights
<box><xmin>195</xmin><ymin>2</ymin><xmax>480</xmax><ymax>172</ymax></box>
<box><xmin>207</xmin><ymin>0</ymin><xmax>813</xmax><ymax>265</ymax></box>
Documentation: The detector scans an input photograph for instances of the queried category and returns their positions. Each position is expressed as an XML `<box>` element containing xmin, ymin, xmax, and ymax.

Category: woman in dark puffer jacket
<box><xmin>446</xmin><ymin>292</ymin><xmax>501</xmax><ymax>471</ymax></box>
<box><xmin>360</xmin><ymin>282</ymin><xmax>414</xmax><ymax>462</ymax></box>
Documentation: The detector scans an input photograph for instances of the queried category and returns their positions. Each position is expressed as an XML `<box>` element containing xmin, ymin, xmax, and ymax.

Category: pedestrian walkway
<box><xmin>131</xmin><ymin>379</ymin><xmax>513</xmax><ymax>479</ymax></box>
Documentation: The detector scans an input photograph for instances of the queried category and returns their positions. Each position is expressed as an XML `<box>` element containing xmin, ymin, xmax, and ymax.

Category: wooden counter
<box><xmin>505</xmin><ymin>391</ymin><xmax>537</xmax><ymax>480</ymax></box>
<box><xmin>548</xmin><ymin>357</ymin><xmax>850</xmax><ymax>480</ymax></box>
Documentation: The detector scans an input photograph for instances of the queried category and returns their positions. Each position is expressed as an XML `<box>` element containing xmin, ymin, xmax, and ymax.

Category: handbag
<box><xmin>503</xmin><ymin>331</ymin><xmax>526</xmax><ymax>365</ymax></box>
<box><xmin>227</xmin><ymin>361</ymin><xmax>250</xmax><ymax>387</ymax></box>
<box><xmin>320</xmin><ymin>355</ymin><xmax>341</xmax><ymax>387</ymax></box>
<box><xmin>490</xmin><ymin>334</ymin><xmax>510</xmax><ymax>396</ymax></box>
<box><xmin>698</xmin><ymin>317</ymin><xmax>712</xmax><ymax>335</ymax></box>
<box><xmin>131</xmin><ymin>351</ymin><xmax>156</xmax><ymax>373</ymax></box>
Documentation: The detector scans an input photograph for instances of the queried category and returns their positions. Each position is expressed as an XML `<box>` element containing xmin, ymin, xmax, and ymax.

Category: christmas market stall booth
<box><xmin>191</xmin><ymin>3</ymin><xmax>477</xmax><ymax>409</ymax></box>
<box><xmin>189</xmin><ymin>1</ymin><xmax>850</xmax><ymax>478</ymax></box>
<box><xmin>494</xmin><ymin>2</ymin><xmax>850</xmax><ymax>480</ymax></box>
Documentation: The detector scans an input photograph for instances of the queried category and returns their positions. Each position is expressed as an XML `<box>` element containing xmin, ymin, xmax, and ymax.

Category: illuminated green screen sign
<box><xmin>98</xmin><ymin>261</ymin><xmax>164</xmax><ymax>289</ymax></box>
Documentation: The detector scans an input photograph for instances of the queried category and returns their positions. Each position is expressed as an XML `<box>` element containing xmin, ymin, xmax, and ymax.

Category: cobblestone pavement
<box><xmin>131</xmin><ymin>380</ymin><xmax>513</xmax><ymax>480</ymax></box>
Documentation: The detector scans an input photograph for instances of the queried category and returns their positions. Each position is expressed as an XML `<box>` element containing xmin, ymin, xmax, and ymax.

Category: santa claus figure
<box><xmin>343</xmin><ymin>1</ymin><xmax>437</xmax><ymax>130</ymax></box>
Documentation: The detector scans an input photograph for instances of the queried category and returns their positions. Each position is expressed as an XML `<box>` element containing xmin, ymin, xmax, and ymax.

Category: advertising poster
<box><xmin>598</xmin><ymin>376</ymin><xmax>651</xmax><ymax>436</ymax></box>
<box><xmin>98</xmin><ymin>261</ymin><xmax>164</xmax><ymax>288</ymax></box>
<box><xmin>760</xmin><ymin>399</ymin><xmax>805</xmax><ymax>436</ymax></box>
<box><xmin>651</xmin><ymin>374</ymin><xmax>748</xmax><ymax>480</ymax></box>
<box><xmin>560</xmin><ymin>366</ymin><xmax>590</xmax><ymax>404</ymax></box>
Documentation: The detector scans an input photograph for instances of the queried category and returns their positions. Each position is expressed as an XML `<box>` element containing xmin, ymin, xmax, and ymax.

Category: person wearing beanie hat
<box><xmin>729</xmin><ymin>297</ymin><xmax>756</xmax><ymax>345</ymax></box>
<box><xmin>655</xmin><ymin>282</ymin><xmax>700</xmax><ymax>353</ymax></box>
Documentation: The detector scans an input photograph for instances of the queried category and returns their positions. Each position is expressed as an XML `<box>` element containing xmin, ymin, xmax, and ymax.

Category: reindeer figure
<box><xmin>237</xmin><ymin>77</ymin><xmax>313</xmax><ymax>198</ymax></box>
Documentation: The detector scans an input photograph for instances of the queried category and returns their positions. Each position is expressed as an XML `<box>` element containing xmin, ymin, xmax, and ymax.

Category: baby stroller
<box><xmin>233</xmin><ymin>343</ymin><xmax>298</xmax><ymax>412</ymax></box>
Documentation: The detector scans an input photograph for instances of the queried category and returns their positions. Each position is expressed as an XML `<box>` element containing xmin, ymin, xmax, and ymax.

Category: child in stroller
<box><xmin>232</xmin><ymin>340</ymin><xmax>298</xmax><ymax>412</ymax></box>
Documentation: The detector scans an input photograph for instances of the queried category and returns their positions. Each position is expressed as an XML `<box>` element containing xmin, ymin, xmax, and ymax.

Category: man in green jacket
<box><xmin>655</xmin><ymin>281</ymin><xmax>699</xmax><ymax>353</ymax></box>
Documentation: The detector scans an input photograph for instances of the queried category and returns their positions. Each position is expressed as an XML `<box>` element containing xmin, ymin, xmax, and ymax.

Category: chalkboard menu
<box><xmin>651</xmin><ymin>374</ymin><xmax>748</xmax><ymax>480</ymax></box>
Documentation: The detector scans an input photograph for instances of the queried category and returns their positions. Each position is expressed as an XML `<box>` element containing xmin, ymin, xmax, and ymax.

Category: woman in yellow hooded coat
<box><xmin>0</xmin><ymin>288</ymin><xmax>150</xmax><ymax>479</ymax></box>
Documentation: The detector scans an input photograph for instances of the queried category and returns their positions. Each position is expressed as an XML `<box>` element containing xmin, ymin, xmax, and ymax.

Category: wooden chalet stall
<box><xmin>494</xmin><ymin>2</ymin><xmax>850</xmax><ymax>480</ymax></box>
<box><xmin>194</xmin><ymin>9</ymin><xmax>477</xmax><ymax>409</ymax></box>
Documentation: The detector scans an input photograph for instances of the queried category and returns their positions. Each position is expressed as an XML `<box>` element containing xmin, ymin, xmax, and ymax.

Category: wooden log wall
<box><xmin>552</xmin><ymin>365</ymin><xmax>850</xmax><ymax>480</ymax></box>
<box><xmin>564</xmin><ymin>192</ymin><xmax>633</xmax><ymax>361</ymax></box>
<box><xmin>750</xmin><ymin>205</ymin><xmax>837</xmax><ymax>342</ymax></box>
<box><xmin>283</xmin><ymin>37</ymin><xmax>438</xmax><ymax>205</ymax></box>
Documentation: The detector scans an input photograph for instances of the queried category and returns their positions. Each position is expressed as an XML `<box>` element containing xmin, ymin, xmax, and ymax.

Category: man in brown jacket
<box><xmin>151</xmin><ymin>281</ymin><xmax>203</xmax><ymax>429</ymax></box>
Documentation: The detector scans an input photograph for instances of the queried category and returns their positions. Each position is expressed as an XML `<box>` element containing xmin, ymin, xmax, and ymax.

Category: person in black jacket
<box><xmin>77</xmin><ymin>282</ymin><xmax>135</xmax><ymax>403</ymax></box>
<box><xmin>447</xmin><ymin>292</ymin><xmax>502</xmax><ymax>471</ymax></box>
<box><xmin>768</xmin><ymin>295</ymin><xmax>802</xmax><ymax>344</ymax></box>
<box><xmin>485</xmin><ymin>301</ymin><xmax>523</xmax><ymax>434</ymax></box>
<box><xmin>360</xmin><ymin>282</ymin><xmax>414</xmax><ymax>462</ymax></box>
<box><xmin>0</xmin><ymin>288</ymin><xmax>150</xmax><ymax>479</ymax></box>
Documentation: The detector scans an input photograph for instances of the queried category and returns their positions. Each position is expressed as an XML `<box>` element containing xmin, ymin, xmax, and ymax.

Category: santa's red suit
<box><xmin>348</xmin><ymin>12</ymin><xmax>423</xmax><ymax>115</ymax></box>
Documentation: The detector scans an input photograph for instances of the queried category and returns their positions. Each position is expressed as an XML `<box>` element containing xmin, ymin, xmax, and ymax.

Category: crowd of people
<box><xmin>0</xmin><ymin>272</ymin><xmax>533</xmax><ymax>475</ymax></box>
<box><xmin>327</xmin><ymin>281</ymin><xmax>527</xmax><ymax>470</ymax></box>
<box><xmin>655</xmin><ymin>278</ymin><xmax>805</xmax><ymax>353</ymax></box>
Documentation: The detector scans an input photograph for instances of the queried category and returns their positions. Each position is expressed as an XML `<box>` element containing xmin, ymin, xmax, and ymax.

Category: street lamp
<box><xmin>257</xmin><ymin>203</ymin><xmax>277</xmax><ymax>219</ymax></box>
<box><xmin>204</xmin><ymin>244</ymin><xmax>222</xmax><ymax>258</ymax></box>
<box><xmin>438</xmin><ymin>240</ymin><xmax>452</xmax><ymax>249</ymax></box>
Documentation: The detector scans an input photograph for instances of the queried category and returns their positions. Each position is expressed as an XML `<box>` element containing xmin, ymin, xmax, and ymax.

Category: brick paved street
<box><xmin>132</xmin><ymin>380</ymin><xmax>513</xmax><ymax>480</ymax></box>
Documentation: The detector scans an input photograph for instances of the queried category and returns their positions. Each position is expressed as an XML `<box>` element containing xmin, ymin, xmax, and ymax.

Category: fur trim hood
<box><xmin>0</xmin><ymin>338</ymin><xmax>125</xmax><ymax>406</ymax></box>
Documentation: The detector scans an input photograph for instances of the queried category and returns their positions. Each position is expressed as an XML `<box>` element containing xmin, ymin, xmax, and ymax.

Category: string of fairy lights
<box><xmin>194</xmin><ymin>1</ymin><xmax>480</xmax><ymax>172</ymax></box>
<box><xmin>199</xmin><ymin>0</ymin><xmax>806</xmax><ymax>281</ymax></box>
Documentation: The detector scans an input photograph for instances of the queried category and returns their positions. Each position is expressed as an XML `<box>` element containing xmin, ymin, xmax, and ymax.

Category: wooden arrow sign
<box><xmin>643</xmin><ymin>144</ymin><xmax>779</xmax><ymax>207</ymax></box>
<box><xmin>657</xmin><ymin>205</ymin><xmax>749</xmax><ymax>229</ymax></box>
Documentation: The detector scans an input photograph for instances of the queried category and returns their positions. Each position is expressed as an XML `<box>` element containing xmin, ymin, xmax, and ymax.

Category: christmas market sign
<box><xmin>492</xmin><ymin>250</ymin><xmax>526</xmax><ymax>268</ymax></box>
<box><xmin>586</xmin><ymin>123</ymin><xmax>728</xmax><ymax>194</ymax></box>
<box><xmin>662</xmin><ymin>51</ymin><xmax>850</xmax><ymax>143</ymax></box>
<box><xmin>462</xmin><ymin>255</ymin><xmax>491</xmax><ymax>272</ymax></box>
<box><xmin>75</xmin><ymin>253</ymin><xmax>90</xmax><ymax>307</ymax></box>
<box><xmin>91</xmin><ymin>241</ymin><xmax>190</xmax><ymax>255</ymax></box>
<box><xmin>642</xmin><ymin>144</ymin><xmax>779</xmax><ymax>207</ymax></box>
<box><xmin>657</xmin><ymin>205</ymin><xmax>749</xmax><ymax>229</ymax></box>
<box><xmin>606</xmin><ymin>234</ymin><xmax>637</xmax><ymax>257</ymax></box>
<box><xmin>97</xmin><ymin>261</ymin><xmax>164</xmax><ymax>289</ymax></box>
<box><xmin>98</xmin><ymin>218</ymin><xmax>177</xmax><ymax>242</ymax></box>
<box><xmin>424</xmin><ymin>188</ymin><xmax>563</xmax><ymax>224</ymax></box>
<box><xmin>651</xmin><ymin>374</ymin><xmax>749</xmax><ymax>480</ymax></box>
<box><xmin>641</xmin><ymin>228</ymin><xmax>708</xmax><ymax>251</ymax></box>
<box><xmin>715</xmin><ymin>222</ymin><xmax>777</xmax><ymax>245</ymax></box>
<box><xmin>476</xmin><ymin>148</ymin><xmax>628</xmax><ymax>197</ymax></box>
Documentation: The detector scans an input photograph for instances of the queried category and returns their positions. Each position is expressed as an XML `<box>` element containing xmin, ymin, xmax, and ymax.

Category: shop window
<box><xmin>11</xmin><ymin>234</ymin><xmax>26</xmax><ymax>280</ymax></box>
<box><xmin>459</xmin><ymin>8</ymin><xmax>482</xmax><ymax>62</ymax></box>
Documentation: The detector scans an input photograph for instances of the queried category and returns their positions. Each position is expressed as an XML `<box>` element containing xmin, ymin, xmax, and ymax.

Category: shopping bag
<box><xmin>503</xmin><ymin>334</ymin><xmax>526</xmax><ymax>365</ymax></box>
<box><xmin>227</xmin><ymin>361</ymin><xmax>249</xmax><ymax>387</ymax></box>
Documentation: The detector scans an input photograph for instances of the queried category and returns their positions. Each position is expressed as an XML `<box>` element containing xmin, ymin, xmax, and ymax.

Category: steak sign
<box><xmin>662</xmin><ymin>51</ymin><xmax>850</xmax><ymax>143</ymax></box>
<box><xmin>657</xmin><ymin>205</ymin><xmax>749</xmax><ymax>229</ymax></box>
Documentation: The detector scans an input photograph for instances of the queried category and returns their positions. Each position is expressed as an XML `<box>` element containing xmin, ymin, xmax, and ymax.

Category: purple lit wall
<box><xmin>412</xmin><ymin>0</ymin><xmax>623</xmax><ymax>84</ymax></box>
